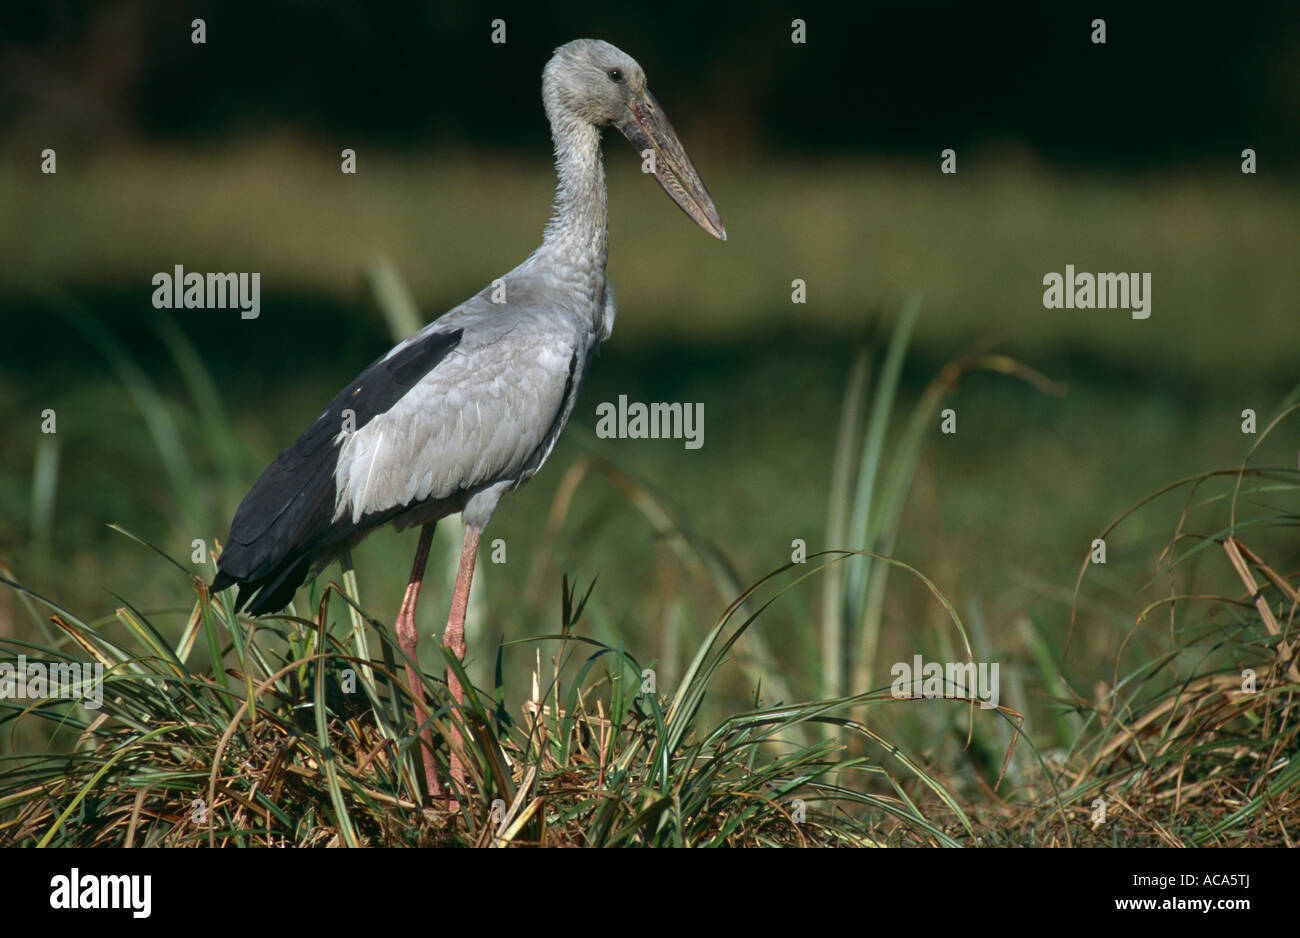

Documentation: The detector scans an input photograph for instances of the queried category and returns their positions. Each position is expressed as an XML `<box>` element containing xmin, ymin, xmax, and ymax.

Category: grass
<box><xmin>1012</xmin><ymin>462</ymin><xmax>1300</xmax><ymax>846</ymax></box>
<box><xmin>1</xmin><ymin>143</ymin><xmax>1297</xmax><ymax>845</ymax></box>
<box><xmin>1</xmin><ymin>292</ymin><xmax>1296</xmax><ymax>845</ymax></box>
<box><xmin>2</xmin><ymin>457</ymin><xmax>1294</xmax><ymax>845</ymax></box>
<box><xmin>0</xmin><ymin>533</ymin><xmax>982</xmax><ymax>847</ymax></box>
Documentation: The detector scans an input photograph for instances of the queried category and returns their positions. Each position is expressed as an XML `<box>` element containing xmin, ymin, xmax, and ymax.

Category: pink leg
<box><xmin>442</xmin><ymin>523</ymin><xmax>482</xmax><ymax>797</ymax></box>
<box><xmin>393</xmin><ymin>524</ymin><xmax>444</xmax><ymax>801</ymax></box>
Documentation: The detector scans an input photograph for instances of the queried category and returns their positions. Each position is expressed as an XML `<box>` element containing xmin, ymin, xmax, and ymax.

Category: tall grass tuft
<box><xmin>0</xmin><ymin>537</ymin><xmax>975</xmax><ymax>846</ymax></box>
<box><xmin>1022</xmin><ymin>402</ymin><xmax>1300</xmax><ymax>846</ymax></box>
<box><xmin>820</xmin><ymin>301</ymin><xmax>1065</xmax><ymax>706</ymax></box>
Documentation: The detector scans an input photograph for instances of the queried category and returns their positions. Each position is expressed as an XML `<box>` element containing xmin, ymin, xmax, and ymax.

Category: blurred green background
<box><xmin>2</xmin><ymin>1</ymin><xmax>1297</xmax><ymax>766</ymax></box>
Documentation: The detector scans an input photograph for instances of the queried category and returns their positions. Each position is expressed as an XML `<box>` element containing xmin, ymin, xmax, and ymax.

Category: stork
<box><xmin>211</xmin><ymin>39</ymin><xmax>725</xmax><ymax>803</ymax></box>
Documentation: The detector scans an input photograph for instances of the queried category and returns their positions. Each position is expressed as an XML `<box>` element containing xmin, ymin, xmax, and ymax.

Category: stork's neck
<box><xmin>540</xmin><ymin>112</ymin><xmax>609</xmax><ymax>308</ymax></box>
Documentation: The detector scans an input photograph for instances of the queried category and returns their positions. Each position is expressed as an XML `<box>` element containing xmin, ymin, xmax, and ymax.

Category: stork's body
<box><xmin>212</xmin><ymin>39</ymin><xmax>724</xmax><ymax>802</ymax></box>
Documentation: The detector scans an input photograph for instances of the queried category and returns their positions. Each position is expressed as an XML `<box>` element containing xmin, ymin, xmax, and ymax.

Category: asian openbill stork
<box><xmin>211</xmin><ymin>39</ymin><xmax>725</xmax><ymax>802</ymax></box>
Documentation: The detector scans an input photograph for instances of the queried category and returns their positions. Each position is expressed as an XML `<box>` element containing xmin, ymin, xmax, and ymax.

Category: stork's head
<box><xmin>544</xmin><ymin>39</ymin><xmax>726</xmax><ymax>240</ymax></box>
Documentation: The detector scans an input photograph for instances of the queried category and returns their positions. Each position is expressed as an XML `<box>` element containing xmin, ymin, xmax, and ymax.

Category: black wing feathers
<box><xmin>212</xmin><ymin>328</ymin><xmax>463</xmax><ymax>613</ymax></box>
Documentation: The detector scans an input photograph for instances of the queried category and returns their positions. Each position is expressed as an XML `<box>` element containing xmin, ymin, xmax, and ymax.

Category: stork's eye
<box><xmin>607</xmin><ymin>68</ymin><xmax>623</xmax><ymax>82</ymax></box>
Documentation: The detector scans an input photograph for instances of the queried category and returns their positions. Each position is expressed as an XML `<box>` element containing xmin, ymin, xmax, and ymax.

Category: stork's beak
<box><xmin>616</xmin><ymin>90</ymin><xmax>726</xmax><ymax>240</ymax></box>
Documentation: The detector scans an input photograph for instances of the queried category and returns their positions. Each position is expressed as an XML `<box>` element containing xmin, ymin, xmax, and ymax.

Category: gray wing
<box><xmin>332</xmin><ymin>307</ymin><xmax>584</xmax><ymax>525</ymax></box>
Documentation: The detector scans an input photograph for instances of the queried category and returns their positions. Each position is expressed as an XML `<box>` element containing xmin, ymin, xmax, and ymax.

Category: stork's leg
<box><xmin>393</xmin><ymin>523</ymin><xmax>444</xmax><ymax>801</ymax></box>
<box><xmin>442</xmin><ymin>523</ymin><xmax>482</xmax><ymax>796</ymax></box>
